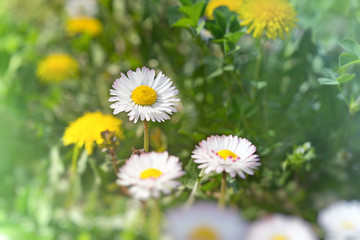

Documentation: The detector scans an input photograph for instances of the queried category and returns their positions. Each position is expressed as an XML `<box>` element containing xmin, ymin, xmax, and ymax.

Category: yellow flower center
<box><xmin>342</xmin><ymin>221</ymin><xmax>355</xmax><ymax>230</ymax></box>
<box><xmin>271</xmin><ymin>235</ymin><xmax>288</xmax><ymax>240</ymax></box>
<box><xmin>140</xmin><ymin>168</ymin><xmax>162</xmax><ymax>179</ymax></box>
<box><xmin>131</xmin><ymin>85</ymin><xmax>157</xmax><ymax>106</ymax></box>
<box><xmin>217</xmin><ymin>149</ymin><xmax>237</xmax><ymax>160</ymax></box>
<box><xmin>188</xmin><ymin>226</ymin><xmax>219</xmax><ymax>240</ymax></box>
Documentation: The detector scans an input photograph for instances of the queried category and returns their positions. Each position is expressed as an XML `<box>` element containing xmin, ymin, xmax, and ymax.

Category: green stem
<box><xmin>109</xmin><ymin>148</ymin><xmax>118</xmax><ymax>174</ymax></box>
<box><xmin>337</xmin><ymin>114</ymin><xmax>351</xmax><ymax>148</ymax></box>
<box><xmin>337</xmin><ymin>85</ymin><xmax>350</xmax><ymax>108</ymax></box>
<box><xmin>251</xmin><ymin>40</ymin><xmax>263</xmax><ymax>100</ymax></box>
<box><xmin>149</xmin><ymin>199</ymin><xmax>160</xmax><ymax>240</ymax></box>
<box><xmin>71</xmin><ymin>145</ymin><xmax>80</xmax><ymax>179</ymax></box>
<box><xmin>184</xmin><ymin>178</ymin><xmax>199</xmax><ymax>209</ymax></box>
<box><xmin>218</xmin><ymin>172</ymin><xmax>227</xmax><ymax>208</ymax></box>
<box><xmin>140</xmin><ymin>200</ymin><xmax>148</xmax><ymax>236</ymax></box>
<box><xmin>254</xmin><ymin>43</ymin><xmax>263</xmax><ymax>81</ymax></box>
<box><xmin>230</xmin><ymin>71</ymin><xmax>252</xmax><ymax>103</ymax></box>
<box><xmin>66</xmin><ymin>145</ymin><xmax>80</xmax><ymax>207</ymax></box>
<box><xmin>144</xmin><ymin>120</ymin><xmax>149</xmax><ymax>152</ymax></box>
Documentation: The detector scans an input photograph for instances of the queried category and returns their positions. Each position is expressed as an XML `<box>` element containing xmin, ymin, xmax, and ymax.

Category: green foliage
<box><xmin>172</xmin><ymin>2</ymin><xmax>206</xmax><ymax>28</ymax></box>
<box><xmin>318</xmin><ymin>39</ymin><xmax>360</xmax><ymax>115</ymax></box>
<box><xmin>1</xmin><ymin>0</ymin><xmax>360</xmax><ymax>239</ymax></box>
<box><xmin>282</xmin><ymin>142</ymin><xmax>316</xmax><ymax>171</ymax></box>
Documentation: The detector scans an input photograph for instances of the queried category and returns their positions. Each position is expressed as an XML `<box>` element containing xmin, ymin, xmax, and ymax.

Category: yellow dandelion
<box><xmin>63</xmin><ymin>112</ymin><xmax>124</xmax><ymax>155</ymax></box>
<box><xmin>205</xmin><ymin>0</ymin><xmax>243</xmax><ymax>19</ymax></box>
<box><xmin>37</xmin><ymin>53</ymin><xmax>78</xmax><ymax>83</ymax></box>
<box><xmin>66</xmin><ymin>16</ymin><xmax>102</xmax><ymax>36</ymax></box>
<box><xmin>239</xmin><ymin>0</ymin><xmax>297</xmax><ymax>39</ymax></box>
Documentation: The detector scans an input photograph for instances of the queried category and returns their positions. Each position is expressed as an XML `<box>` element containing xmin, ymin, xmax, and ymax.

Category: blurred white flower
<box><xmin>0</xmin><ymin>234</ymin><xmax>9</xmax><ymax>240</ymax></box>
<box><xmin>65</xmin><ymin>0</ymin><xmax>98</xmax><ymax>17</ymax></box>
<box><xmin>198</xmin><ymin>18</ymin><xmax>213</xmax><ymax>42</ymax></box>
<box><xmin>109</xmin><ymin>67</ymin><xmax>179</xmax><ymax>123</ymax></box>
<box><xmin>192</xmin><ymin>135</ymin><xmax>260</xmax><ymax>178</ymax></box>
<box><xmin>246</xmin><ymin>214</ymin><xmax>317</xmax><ymax>240</ymax></box>
<box><xmin>116</xmin><ymin>151</ymin><xmax>184</xmax><ymax>200</ymax></box>
<box><xmin>318</xmin><ymin>200</ymin><xmax>360</xmax><ymax>240</ymax></box>
<box><xmin>166</xmin><ymin>202</ymin><xmax>247</xmax><ymax>240</ymax></box>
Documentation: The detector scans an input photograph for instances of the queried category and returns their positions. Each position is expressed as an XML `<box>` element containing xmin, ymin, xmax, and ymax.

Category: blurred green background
<box><xmin>1</xmin><ymin>0</ymin><xmax>360</xmax><ymax>239</ymax></box>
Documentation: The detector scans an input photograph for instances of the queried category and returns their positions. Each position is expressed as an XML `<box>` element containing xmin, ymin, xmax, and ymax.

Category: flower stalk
<box><xmin>144</xmin><ymin>120</ymin><xmax>150</xmax><ymax>152</ymax></box>
<box><xmin>149</xmin><ymin>199</ymin><xmax>160</xmax><ymax>240</ymax></box>
<box><xmin>100</xmin><ymin>130</ymin><xmax>120</xmax><ymax>174</ymax></box>
<box><xmin>219</xmin><ymin>172</ymin><xmax>227</xmax><ymax>208</ymax></box>
<box><xmin>71</xmin><ymin>144</ymin><xmax>80</xmax><ymax>179</ymax></box>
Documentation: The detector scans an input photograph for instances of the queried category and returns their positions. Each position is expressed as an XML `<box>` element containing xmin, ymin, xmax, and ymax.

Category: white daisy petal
<box><xmin>65</xmin><ymin>0</ymin><xmax>98</xmax><ymax>17</ymax></box>
<box><xmin>246</xmin><ymin>214</ymin><xmax>317</xmax><ymax>240</ymax></box>
<box><xmin>109</xmin><ymin>67</ymin><xmax>179</xmax><ymax>123</ymax></box>
<box><xmin>318</xmin><ymin>200</ymin><xmax>360</xmax><ymax>240</ymax></box>
<box><xmin>116</xmin><ymin>151</ymin><xmax>184</xmax><ymax>200</ymax></box>
<box><xmin>192</xmin><ymin>135</ymin><xmax>261</xmax><ymax>178</ymax></box>
<box><xmin>165</xmin><ymin>202</ymin><xmax>247</xmax><ymax>240</ymax></box>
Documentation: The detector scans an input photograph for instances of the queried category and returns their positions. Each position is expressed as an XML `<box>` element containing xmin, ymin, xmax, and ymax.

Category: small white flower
<box><xmin>191</xmin><ymin>135</ymin><xmax>260</xmax><ymax>178</ymax></box>
<box><xmin>198</xmin><ymin>18</ymin><xmax>213</xmax><ymax>42</ymax></box>
<box><xmin>246</xmin><ymin>214</ymin><xmax>317</xmax><ymax>240</ymax></box>
<box><xmin>109</xmin><ymin>67</ymin><xmax>179</xmax><ymax>123</ymax></box>
<box><xmin>166</xmin><ymin>202</ymin><xmax>247</xmax><ymax>240</ymax></box>
<box><xmin>318</xmin><ymin>200</ymin><xmax>360</xmax><ymax>240</ymax></box>
<box><xmin>65</xmin><ymin>0</ymin><xmax>98</xmax><ymax>17</ymax></box>
<box><xmin>116</xmin><ymin>151</ymin><xmax>184</xmax><ymax>200</ymax></box>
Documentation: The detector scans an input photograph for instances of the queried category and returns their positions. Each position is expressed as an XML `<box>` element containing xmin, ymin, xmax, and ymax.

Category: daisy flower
<box><xmin>65</xmin><ymin>0</ymin><xmax>98</xmax><ymax>17</ymax></box>
<box><xmin>63</xmin><ymin>112</ymin><xmax>123</xmax><ymax>155</ymax></box>
<box><xmin>318</xmin><ymin>200</ymin><xmax>360</xmax><ymax>240</ymax></box>
<box><xmin>116</xmin><ymin>151</ymin><xmax>184</xmax><ymax>200</ymax></box>
<box><xmin>246</xmin><ymin>214</ymin><xmax>317</xmax><ymax>240</ymax></box>
<box><xmin>66</xmin><ymin>16</ymin><xmax>102</xmax><ymax>36</ymax></box>
<box><xmin>166</xmin><ymin>202</ymin><xmax>247</xmax><ymax>240</ymax></box>
<box><xmin>109</xmin><ymin>67</ymin><xmax>179</xmax><ymax>123</ymax></box>
<box><xmin>191</xmin><ymin>135</ymin><xmax>260</xmax><ymax>178</ymax></box>
<box><xmin>239</xmin><ymin>0</ymin><xmax>297</xmax><ymax>39</ymax></box>
<box><xmin>37</xmin><ymin>53</ymin><xmax>78</xmax><ymax>83</ymax></box>
<box><xmin>205</xmin><ymin>0</ymin><xmax>243</xmax><ymax>19</ymax></box>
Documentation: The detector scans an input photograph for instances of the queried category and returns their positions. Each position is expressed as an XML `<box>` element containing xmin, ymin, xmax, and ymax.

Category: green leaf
<box><xmin>339</xmin><ymin>59</ymin><xmax>360</xmax><ymax>70</ymax></box>
<box><xmin>206</xmin><ymin>6</ymin><xmax>240</xmax><ymax>40</ymax></box>
<box><xmin>349</xmin><ymin>96</ymin><xmax>360</xmax><ymax>115</ymax></box>
<box><xmin>213</xmin><ymin>7</ymin><xmax>228</xmax><ymax>31</ymax></box>
<box><xmin>183</xmin><ymin>160</ymin><xmax>199</xmax><ymax>188</ymax></box>
<box><xmin>224</xmin><ymin>31</ymin><xmax>245</xmax><ymax>44</ymax></box>
<box><xmin>322</xmin><ymin>68</ymin><xmax>337</xmax><ymax>79</ymax></box>
<box><xmin>225</xmin><ymin>44</ymin><xmax>241</xmax><ymax>55</ymax></box>
<box><xmin>338</xmin><ymin>39</ymin><xmax>360</xmax><ymax>58</ymax></box>
<box><xmin>195</xmin><ymin>19</ymin><xmax>206</xmax><ymax>35</ymax></box>
<box><xmin>178</xmin><ymin>0</ymin><xmax>193</xmax><ymax>6</ymax></box>
<box><xmin>223</xmin><ymin>65</ymin><xmax>235</xmax><ymax>71</ymax></box>
<box><xmin>178</xmin><ymin>2</ymin><xmax>206</xmax><ymax>27</ymax></box>
<box><xmin>318</xmin><ymin>77</ymin><xmax>339</xmax><ymax>85</ymax></box>
<box><xmin>204</xmin><ymin>56</ymin><xmax>223</xmax><ymax>78</ymax></box>
<box><xmin>172</xmin><ymin>18</ymin><xmax>195</xmax><ymax>28</ymax></box>
<box><xmin>207</xmin><ymin>68</ymin><xmax>223</xmax><ymax>78</ymax></box>
<box><xmin>336</xmin><ymin>74</ymin><xmax>355</xmax><ymax>84</ymax></box>
<box><xmin>0</xmin><ymin>50</ymin><xmax>10</xmax><ymax>75</ymax></box>
<box><xmin>282</xmin><ymin>142</ymin><xmax>316</xmax><ymax>171</ymax></box>
<box><xmin>339</xmin><ymin>52</ymin><xmax>359</xmax><ymax>66</ymax></box>
<box><xmin>251</xmin><ymin>81</ymin><xmax>267</xmax><ymax>89</ymax></box>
